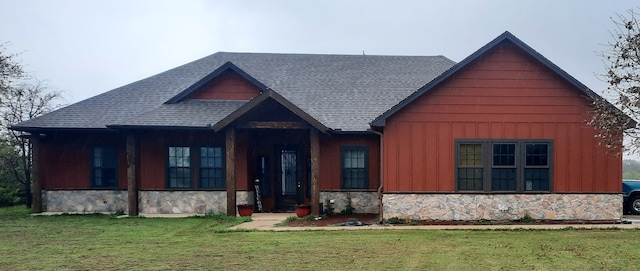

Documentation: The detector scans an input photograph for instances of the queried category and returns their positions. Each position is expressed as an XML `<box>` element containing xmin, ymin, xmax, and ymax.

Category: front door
<box><xmin>276</xmin><ymin>147</ymin><xmax>302</xmax><ymax>211</ymax></box>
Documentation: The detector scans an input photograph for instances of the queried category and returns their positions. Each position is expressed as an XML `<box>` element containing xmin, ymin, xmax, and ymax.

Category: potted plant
<box><xmin>295</xmin><ymin>204</ymin><xmax>311</xmax><ymax>217</ymax></box>
<box><xmin>237</xmin><ymin>204</ymin><xmax>254</xmax><ymax>217</ymax></box>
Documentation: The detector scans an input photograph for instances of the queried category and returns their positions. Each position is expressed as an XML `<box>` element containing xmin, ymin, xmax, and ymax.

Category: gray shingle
<box><xmin>14</xmin><ymin>52</ymin><xmax>455</xmax><ymax>132</ymax></box>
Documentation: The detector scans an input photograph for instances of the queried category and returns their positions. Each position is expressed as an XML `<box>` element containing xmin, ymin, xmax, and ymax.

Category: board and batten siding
<box><xmin>38</xmin><ymin>131</ymin><xmax>128</xmax><ymax>189</ymax></box>
<box><xmin>318</xmin><ymin>135</ymin><xmax>380</xmax><ymax>190</ymax></box>
<box><xmin>186</xmin><ymin>71</ymin><xmax>260</xmax><ymax>101</ymax></box>
<box><xmin>383</xmin><ymin>43</ymin><xmax>621</xmax><ymax>193</ymax></box>
<box><xmin>137</xmin><ymin>130</ymin><xmax>249</xmax><ymax>190</ymax></box>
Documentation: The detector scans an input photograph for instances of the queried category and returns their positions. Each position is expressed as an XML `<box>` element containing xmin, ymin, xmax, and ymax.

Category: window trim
<box><xmin>90</xmin><ymin>146</ymin><xmax>118</xmax><ymax>189</ymax></box>
<box><xmin>455</xmin><ymin>139</ymin><xmax>553</xmax><ymax>193</ymax></box>
<box><xmin>340</xmin><ymin>145</ymin><xmax>369</xmax><ymax>189</ymax></box>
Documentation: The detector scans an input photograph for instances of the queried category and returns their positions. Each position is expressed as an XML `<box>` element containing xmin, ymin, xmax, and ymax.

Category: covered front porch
<box><xmin>215</xmin><ymin>89</ymin><xmax>325</xmax><ymax>216</ymax></box>
<box><xmin>223</xmin><ymin>127</ymin><xmax>322</xmax><ymax>215</ymax></box>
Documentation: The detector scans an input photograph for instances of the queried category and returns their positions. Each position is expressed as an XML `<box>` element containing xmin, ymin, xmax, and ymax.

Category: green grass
<box><xmin>1</xmin><ymin>207</ymin><xmax>639</xmax><ymax>270</ymax></box>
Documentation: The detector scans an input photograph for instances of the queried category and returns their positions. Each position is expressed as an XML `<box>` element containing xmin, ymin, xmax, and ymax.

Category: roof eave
<box><xmin>107</xmin><ymin>124</ymin><xmax>214</xmax><ymax>131</ymax></box>
<box><xmin>9</xmin><ymin>126</ymin><xmax>115</xmax><ymax>133</ymax></box>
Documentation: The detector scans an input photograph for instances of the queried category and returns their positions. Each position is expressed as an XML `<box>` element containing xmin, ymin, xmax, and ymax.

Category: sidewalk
<box><xmin>230</xmin><ymin>213</ymin><xmax>640</xmax><ymax>231</ymax></box>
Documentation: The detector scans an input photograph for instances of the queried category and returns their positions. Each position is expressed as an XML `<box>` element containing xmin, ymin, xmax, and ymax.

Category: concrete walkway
<box><xmin>34</xmin><ymin>212</ymin><xmax>640</xmax><ymax>230</ymax></box>
<box><xmin>230</xmin><ymin>213</ymin><xmax>640</xmax><ymax>231</ymax></box>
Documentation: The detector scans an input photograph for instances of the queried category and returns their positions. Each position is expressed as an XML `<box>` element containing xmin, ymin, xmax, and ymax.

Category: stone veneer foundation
<box><xmin>43</xmin><ymin>190</ymin><xmax>254</xmax><ymax>215</ymax></box>
<box><xmin>44</xmin><ymin>190</ymin><xmax>619</xmax><ymax>221</ymax></box>
<box><xmin>383</xmin><ymin>193</ymin><xmax>622</xmax><ymax>221</ymax></box>
<box><xmin>43</xmin><ymin>190</ymin><xmax>129</xmax><ymax>213</ymax></box>
<box><xmin>320</xmin><ymin>191</ymin><xmax>379</xmax><ymax>214</ymax></box>
<box><xmin>138</xmin><ymin>190</ymin><xmax>254</xmax><ymax>214</ymax></box>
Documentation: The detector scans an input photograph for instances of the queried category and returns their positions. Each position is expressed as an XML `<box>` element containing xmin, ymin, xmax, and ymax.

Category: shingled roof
<box><xmin>13</xmin><ymin>52</ymin><xmax>456</xmax><ymax>132</ymax></box>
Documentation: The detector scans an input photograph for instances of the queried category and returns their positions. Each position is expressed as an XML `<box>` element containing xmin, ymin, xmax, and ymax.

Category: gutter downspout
<box><xmin>371</xmin><ymin>129</ymin><xmax>384</xmax><ymax>224</ymax></box>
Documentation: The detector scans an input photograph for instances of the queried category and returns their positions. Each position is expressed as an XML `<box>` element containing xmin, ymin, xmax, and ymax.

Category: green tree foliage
<box><xmin>623</xmin><ymin>159</ymin><xmax>640</xmax><ymax>179</ymax></box>
<box><xmin>0</xmin><ymin>42</ymin><xmax>63</xmax><ymax>208</ymax></box>
<box><xmin>590</xmin><ymin>8</ymin><xmax>640</xmax><ymax>154</ymax></box>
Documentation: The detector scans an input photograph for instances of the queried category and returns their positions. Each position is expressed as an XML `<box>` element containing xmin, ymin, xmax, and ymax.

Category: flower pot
<box><xmin>295</xmin><ymin>205</ymin><xmax>311</xmax><ymax>217</ymax></box>
<box><xmin>237</xmin><ymin>204</ymin><xmax>254</xmax><ymax>217</ymax></box>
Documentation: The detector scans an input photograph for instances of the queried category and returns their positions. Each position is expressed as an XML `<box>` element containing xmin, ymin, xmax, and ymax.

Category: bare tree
<box><xmin>0</xmin><ymin>80</ymin><xmax>63</xmax><ymax>208</ymax></box>
<box><xmin>589</xmin><ymin>8</ymin><xmax>640</xmax><ymax>154</ymax></box>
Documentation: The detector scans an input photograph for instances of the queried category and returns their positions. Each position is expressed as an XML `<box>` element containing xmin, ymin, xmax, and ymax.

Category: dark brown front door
<box><xmin>276</xmin><ymin>146</ymin><xmax>302</xmax><ymax>211</ymax></box>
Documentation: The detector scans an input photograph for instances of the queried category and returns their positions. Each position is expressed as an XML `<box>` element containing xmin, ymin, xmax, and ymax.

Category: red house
<box><xmin>13</xmin><ymin>32</ymin><xmax>625</xmax><ymax>221</ymax></box>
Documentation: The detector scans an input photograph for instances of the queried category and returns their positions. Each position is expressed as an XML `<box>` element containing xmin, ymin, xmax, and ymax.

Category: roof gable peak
<box><xmin>165</xmin><ymin>61</ymin><xmax>268</xmax><ymax>104</ymax></box>
<box><xmin>371</xmin><ymin>31</ymin><xmax>604</xmax><ymax>127</ymax></box>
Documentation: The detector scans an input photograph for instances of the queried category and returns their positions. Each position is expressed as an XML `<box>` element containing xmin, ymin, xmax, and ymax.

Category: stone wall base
<box><xmin>139</xmin><ymin>190</ymin><xmax>253</xmax><ymax>214</ymax></box>
<box><xmin>383</xmin><ymin>193</ymin><xmax>622</xmax><ymax>221</ymax></box>
<box><xmin>44</xmin><ymin>190</ymin><xmax>255</xmax><ymax>215</ymax></box>
<box><xmin>139</xmin><ymin>191</ymin><xmax>226</xmax><ymax>214</ymax></box>
<box><xmin>320</xmin><ymin>191</ymin><xmax>379</xmax><ymax>214</ymax></box>
<box><xmin>43</xmin><ymin>190</ymin><xmax>128</xmax><ymax>213</ymax></box>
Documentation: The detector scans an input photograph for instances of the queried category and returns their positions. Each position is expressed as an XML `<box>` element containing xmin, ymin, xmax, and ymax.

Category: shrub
<box><xmin>323</xmin><ymin>199</ymin><xmax>335</xmax><ymax>217</ymax></box>
<box><xmin>519</xmin><ymin>213</ymin><xmax>536</xmax><ymax>223</ymax></box>
<box><xmin>0</xmin><ymin>187</ymin><xmax>19</xmax><ymax>207</ymax></box>
<box><xmin>386</xmin><ymin>216</ymin><xmax>406</xmax><ymax>224</ymax></box>
<box><xmin>340</xmin><ymin>197</ymin><xmax>355</xmax><ymax>215</ymax></box>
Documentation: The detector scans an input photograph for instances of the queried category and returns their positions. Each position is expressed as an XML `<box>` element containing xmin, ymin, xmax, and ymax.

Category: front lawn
<box><xmin>1</xmin><ymin>206</ymin><xmax>638</xmax><ymax>270</ymax></box>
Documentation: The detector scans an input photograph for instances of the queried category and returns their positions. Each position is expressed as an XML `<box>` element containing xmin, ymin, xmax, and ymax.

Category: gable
<box><xmin>186</xmin><ymin>70</ymin><xmax>261</xmax><ymax>101</ymax></box>
<box><xmin>213</xmin><ymin>89</ymin><xmax>328</xmax><ymax>132</ymax></box>
<box><xmin>165</xmin><ymin>61</ymin><xmax>268</xmax><ymax>104</ymax></box>
<box><xmin>397</xmin><ymin>41</ymin><xmax>592</xmax><ymax>123</ymax></box>
<box><xmin>370</xmin><ymin>31</ymin><xmax>623</xmax><ymax>128</ymax></box>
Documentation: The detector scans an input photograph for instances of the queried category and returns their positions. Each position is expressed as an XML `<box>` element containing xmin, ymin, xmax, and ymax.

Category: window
<box><xmin>168</xmin><ymin>146</ymin><xmax>191</xmax><ymax>188</ymax></box>
<box><xmin>341</xmin><ymin>146</ymin><xmax>368</xmax><ymax>189</ymax></box>
<box><xmin>456</xmin><ymin>140</ymin><xmax>551</xmax><ymax>192</ymax></box>
<box><xmin>92</xmin><ymin>147</ymin><xmax>118</xmax><ymax>188</ymax></box>
<box><xmin>491</xmin><ymin>143</ymin><xmax>517</xmax><ymax>191</ymax></box>
<box><xmin>200</xmin><ymin>147</ymin><xmax>224</xmax><ymax>188</ymax></box>
<box><xmin>457</xmin><ymin>144</ymin><xmax>483</xmax><ymax>190</ymax></box>
<box><xmin>524</xmin><ymin>143</ymin><xmax>550</xmax><ymax>191</ymax></box>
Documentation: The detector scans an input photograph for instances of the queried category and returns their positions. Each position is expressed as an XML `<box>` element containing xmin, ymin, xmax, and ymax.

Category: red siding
<box><xmin>319</xmin><ymin>135</ymin><xmax>380</xmax><ymax>190</ymax></box>
<box><xmin>187</xmin><ymin>71</ymin><xmax>260</xmax><ymax>100</ymax></box>
<box><xmin>39</xmin><ymin>132</ymin><xmax>127</xmax><ymax>189</ymax></box>
<box><xmin>384</xmin><ymin>43</ymin><xmax>621</xmax><ymax>193</ymax></box>
<box><xmin>138</xmin><ymin>131</ymin><xmax>229</xmax><ymax>189</ymax></box>
<box><xmin>40</xmin><ymin>129</ymin><xmax>383</xmax><ymax>195</ymax></box>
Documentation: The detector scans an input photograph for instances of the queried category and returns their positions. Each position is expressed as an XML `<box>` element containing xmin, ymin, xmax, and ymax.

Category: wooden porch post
<box><xmin>310</xmin><ymin>129</ymin><xmax>320</xmax><ymax>216</ymax></box>
<box><xmin>126</xmin><ymin>133</ymin><xmax>138</xmax><ymax>216</ymax></box>
<box><xmin>226</xmin><ymin>128</ymin><xmax>236</xmax><ymax>216</ymax></box>
<box><xmin>31</xmin><ymin>135</ymin><xmax>42</xmax><ymax>213</ymax></box>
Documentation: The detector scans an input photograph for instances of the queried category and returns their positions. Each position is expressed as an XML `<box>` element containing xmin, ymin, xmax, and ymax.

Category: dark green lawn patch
<box><xmin>1</xmin><ymin>207</ymin><xmax>639</xmax><ymax>270</ymax></box>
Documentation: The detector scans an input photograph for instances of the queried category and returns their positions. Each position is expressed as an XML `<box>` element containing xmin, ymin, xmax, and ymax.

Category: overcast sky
<box><xmin>1</xmin><ymin>0</ymin><xmax>637</xmax><ymax>103</ymax></box>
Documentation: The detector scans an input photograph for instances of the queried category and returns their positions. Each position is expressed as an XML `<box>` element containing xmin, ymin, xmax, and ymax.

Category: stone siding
<box><xmin>320</xmin><ymin>191</ymin><xmax>379</xmax><ymax>214</ymax></box>
<box><xmin>44</xmin><ymin>190</ymin><xmax>256</xmax><ymax>215</ymax></box>
<box><xmin>383</xmin><ymin>193</ymin><xmax>622</xmax><ymax>221</ymax></box>
<box><xmin>43</xmin><ymin>190</ymin><xmax>128</xmax><ymax>213</ymax></box>
<box><xmin>139</xmin><ymin>190</ymin><xmax>253</xmax><ymax>214</ymax></box>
